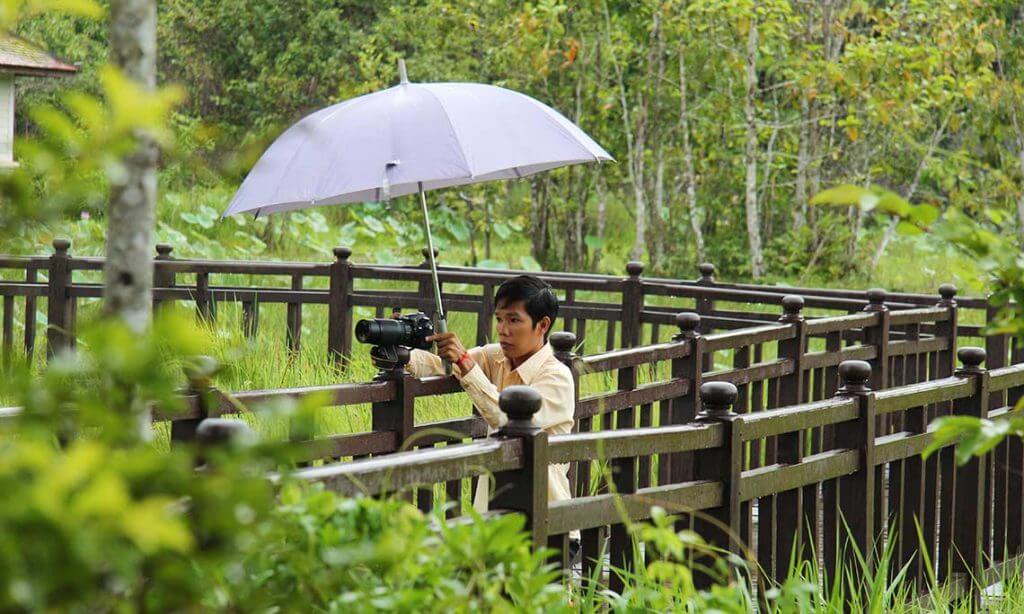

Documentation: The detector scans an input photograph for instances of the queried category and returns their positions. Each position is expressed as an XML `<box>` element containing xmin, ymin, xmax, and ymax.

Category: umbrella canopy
<box><xmin>224</xmin><ymin>75</ymin><xmax>611</xmax><ymax>217</ymax></box>
<box><xmin>223</xmin><ymin>63</ymin><xmax>611</xmax><ymax>371</ymax></box>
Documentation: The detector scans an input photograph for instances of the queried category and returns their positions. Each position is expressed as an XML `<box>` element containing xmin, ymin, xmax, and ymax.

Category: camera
<box><xmin>355</xmin><ymin>312</ymin><xmax>434</xmax><ymax>372</ymax></box>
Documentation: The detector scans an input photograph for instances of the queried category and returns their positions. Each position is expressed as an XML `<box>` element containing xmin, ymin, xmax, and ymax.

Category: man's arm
<box><xmin>407</xmin><ymin>346</ymin><xmax>486</xmax><ymax>379</ymax></box>
<box><xmin>460</xmin><ymin>364</ymin><xmax>574</xmax><ymax>432</ymax></box>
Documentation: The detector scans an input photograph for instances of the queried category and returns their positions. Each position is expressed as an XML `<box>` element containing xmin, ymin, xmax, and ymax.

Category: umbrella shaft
<box><xmin>419</xmin><ymin>188</ymin><xmax>446</xmax><ymax>326</ymax></box>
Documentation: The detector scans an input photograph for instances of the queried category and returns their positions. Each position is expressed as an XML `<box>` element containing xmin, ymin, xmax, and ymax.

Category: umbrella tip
<box><xmin>398</xmin><ymin>58</ymin><xmax>409</xmax><ymax>85</ymax></box>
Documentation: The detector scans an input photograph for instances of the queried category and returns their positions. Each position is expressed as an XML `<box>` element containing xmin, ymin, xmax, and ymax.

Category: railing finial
<box><xmin>498</xmin><ymin>386</ymin><xmax>542</xmax><ymax>433</ymax></box>
<box><xmin>780</xmin><ymin>295</ymin><xmax>805</xmax><ymax>323</ymax></box>
<box><xmin>938</xmin><ymin>283</ymin><xmax>957</xmax><ymax>307</ymax></box>
<box><xmin>698</xmin><ymin>262</ymin><xmax>716</xmax><ymax>284</ymax></box>
<box><xmin>957</xmin><ymin>347</ymin><xmax>986</xmax><ymax>372</ymax></box>
<box><xmin>699</xmin><ymin>381</ymin><xmax>737</xmax><ymax>416</ymax></box>
<box><xmin>838</xmin><ymin>360</ymin><xmax>872</xmax><ymax>393</ymax></box>
<box><xmin>865</xmin><ymin>288</ymin><xmax>887</xmax><ymax>312</ymax></box>
<box><xmin>673</xmin><ymin>312</ymin><xmax>701</xmax><ymax>341</ymax></box>
<box><xmin>52</xmin><ymin>238</ymin><xmax>70</xmax><ymax>254</ymax></box>
<box><xmin>333</xmin><ymin>247</ymin><xmax>352</xmax><ymax>261</ymax></box>
<box><xmin>625</xmin><ymin>261</ymin><xmax>644</xmax><ymax>278</ymax></box>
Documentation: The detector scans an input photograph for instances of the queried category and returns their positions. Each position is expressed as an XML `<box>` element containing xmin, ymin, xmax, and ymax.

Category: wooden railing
<box><xmin>260</xmin><ymin>348</ymin><xmax>1023</xmax><ymax>605</ymax></box>
<box><xmin>3</xmin><ymin>241</ymin><xmax>1021</xmax><ymax>603</ymax></box>
<box><xmin>0</xmin><ymin>240</ymin><xmax>1004</xmax><ymax>366</ymax></box>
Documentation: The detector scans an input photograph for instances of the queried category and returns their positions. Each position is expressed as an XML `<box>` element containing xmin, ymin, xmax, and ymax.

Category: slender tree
<box><xmin>105</xmin><ymin>0</ymin><xmax>158</xmax><ymax>330</ymax></box>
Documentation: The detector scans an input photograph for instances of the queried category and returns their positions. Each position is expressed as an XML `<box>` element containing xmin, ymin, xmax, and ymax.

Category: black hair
<box><xmin>494</xmin><ymin>275</ymin><xmax>558</xmax><ymax>338</ymax></box>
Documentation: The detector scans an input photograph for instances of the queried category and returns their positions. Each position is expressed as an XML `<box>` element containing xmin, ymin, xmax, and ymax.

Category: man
<box><xmin>406</xmin><ymin>275</ymin><xmax>575</xmax><ymax>514</ymax></box>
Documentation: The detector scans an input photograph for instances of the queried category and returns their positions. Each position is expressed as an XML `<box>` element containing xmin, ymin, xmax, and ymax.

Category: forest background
<box><xmin>6</xmin><ymin>0</ymin><xmax>1024</xmax><ymax>294</ymax></box>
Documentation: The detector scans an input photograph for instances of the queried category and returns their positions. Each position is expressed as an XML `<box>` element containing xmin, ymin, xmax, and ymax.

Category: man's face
<box><xmin>495</xmin><ymin>300</ymin><xmax>550</xmax><ymax>361</ymax></box>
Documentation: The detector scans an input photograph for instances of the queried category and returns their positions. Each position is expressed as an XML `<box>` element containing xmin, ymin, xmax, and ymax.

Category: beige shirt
<box><xmin>408</xmin><ymin>342</ymin><xmax>575</xmax><ymax>511</ymax></box>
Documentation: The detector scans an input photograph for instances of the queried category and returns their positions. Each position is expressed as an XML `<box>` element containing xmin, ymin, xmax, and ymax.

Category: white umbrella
<box><xmin>224</xmin><ymin>60</ymin><xmax>612</xmax><ymax>361</ymax></box>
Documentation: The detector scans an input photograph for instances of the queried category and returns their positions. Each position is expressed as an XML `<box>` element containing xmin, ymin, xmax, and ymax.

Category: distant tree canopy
<box><xmin>13</xmin><ymin>0</ymin><xmax>1024</xmax><ymax>280</ymax></box>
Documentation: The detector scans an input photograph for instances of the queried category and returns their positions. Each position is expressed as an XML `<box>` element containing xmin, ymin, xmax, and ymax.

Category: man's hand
<box><xmin>426</xmin><ymin>332</ymin><xmax>476</xmax><ymax>375</ymax></box>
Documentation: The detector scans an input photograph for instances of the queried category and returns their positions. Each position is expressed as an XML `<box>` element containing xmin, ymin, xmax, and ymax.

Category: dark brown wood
<box><xmin>822</xmin><ymin>361</ymin><xmax>876</xmax><ymax>599</ymax></box>
<box><xmin>575</xmin><ymin>379</ymin><xmax>690</xmax><ymax>419</ymax></box>
<box><xmin>608</xmin><ymin>349</ymin><xmax>639</xmax><ymax>594</ymax></box>
<box><xmin>46</xmin><ymin>239</ymin><xmax>71</xmax><ymax>358</ymax></box>
<box><xmin>692</xmin><ymin>382</ymin><xmax>743</xmax><ymax>590</ymax></box>
<box><xmin>296</xmin><ymin>438</ymin><xmax>522</xmax><ymax>497</ymax></box>
<box><xmin>772</xmin><ymin>298</ymin><xmax>809</xmax><ymax>582</ymax></box>
<box><xmin>286</xmin><ymin>275</ymin><xmax>303</xmax><ymax>353</ymax></box>
<box><xmin>547</xmin><ymin>421</ymin><xmax>723</xmax><ymax>464</ymax></box>
<box><xmin>547</xmin><ymin>481</ymin><xmax>722</xmax><ymax>535</ymax></box>
<box><xmin>23</xmin><ymin>267</ymin><xmax>37</xmax><ymax>356</ymax></box>
<box><xmin>2</xmin><ymin>295</ymin><xmax>12</xmax><ymax>363</ymax></box>
<box><xmin>949</xmin><ymin>351</ymin><xmax>988</xmax><ymax>603</ymax></box>
<box><xmin>241</xmin><ymin>300</ymin><xmax>258</xmax><ymax>339</ymax></box>
<box><xmin>491</xmin><ymin>388</ymin><xmax>550</xmax><ymax>551</ymax></box>
<box><xmin>327</xmin><ymin>247</ymin><xmax>353</xmax><ymax>365</ymax></box>
<box><xmin>195</xmin><ymin>272</ymin><xmax>213</xmax><ymax>321</ymax></box>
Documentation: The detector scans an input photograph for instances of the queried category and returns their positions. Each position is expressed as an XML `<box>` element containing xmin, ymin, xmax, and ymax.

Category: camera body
<box><xmin>355</xmin><ymin>312</ymin><xmax>434</xmax><ymax>373</ymax></box>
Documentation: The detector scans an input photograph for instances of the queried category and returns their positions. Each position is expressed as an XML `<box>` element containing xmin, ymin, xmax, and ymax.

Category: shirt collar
<box><xmin>506</xmin><ymin>342</ymin><xmax>554</xmax><ymax>384</ymax></box>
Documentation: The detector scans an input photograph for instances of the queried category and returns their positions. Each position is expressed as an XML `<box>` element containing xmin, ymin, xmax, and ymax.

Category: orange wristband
<box><xmin>457</xmin><ymin>351</ymin><xmax>472</xmax><ymax>370</ymax></box>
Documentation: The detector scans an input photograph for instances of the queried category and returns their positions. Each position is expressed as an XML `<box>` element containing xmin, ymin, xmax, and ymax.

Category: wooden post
<box><xmin>985</xmin><ymin>298</ymin><xmax>1009</xmax><ymax>563</ymax></box>
<box><xmin>196</xmin><ymin>417</ymin><xmax>255</xmax><ymax>468</ymax></box>
<box><xmin>862</xmin><ymin>288</ymin><xmax>889</xmax><ymax>545</ymax></box>
<box><xmin>287</xmin><ymin>274</ymin><xmax>303</xmax><ymax>353</ymax></box>
<box><xmin>773</xmin><ymin>295</ymin><xmax>810</xmax><ymax>580</ymax></box>
<box><xmin>609</xmin><ymin>321</ymin><xmax>639</xmax><ymax>595</ymax></box>
<box><xmin>950</xmin><ymin>347</ymin><xmax>988</xmax><ymax>605</ymax></box>
<box><xmin>666</xmin><ymin>312</ymin><xmax>701</xmax><ymax>486</ymax></box>
<box><xmin>46</xmin><ymin>238</ymin><xmax>72</xmax><ymax>358</ymax></box>
<box><xmin>549</xmin><ymin>331</ymin><xmax>577</xmax><ymax>570</ymax></box>
<box><xmin>696</xmin><ymin>263</ymin><xmax>715</xmax><ymax>372</ymax></box>
<box><xmin>153</xmin><ymin>244</ymin><xmax>174</xmax><ymax>310</ymax></box>
<box><xmin>930</xmin><ymin>284</ymin><xmax>958</xmax><ymax>574</ymax></box>
<box><xmin>692</xmin><ymin>381</ymin><xmax>743</xmax><ymax>589</ymax></box>
<box><xmin>327</xmin><ymin>247</ymin><xmax>353</xmax><ymax>366</ymax></box>
<box><xmin>476</xmin><ymin>281</ymin><xmax>494</xmax><ymax>346</ymax></box>
<box><xmin>621</xmin><ymin>261</ymin><xmax>645</xmax><ymax>348</ymax></box>
<box><xmin>173</xmin><ymin>355</ymin><xmax>216</xmax><ymax>445</ymax></box>
<box><xmin>492</xmin><ymin>386</ymin><xmax>549</xmax><ymax>551</ymax></box>
<box><xmin>24</xmin><ymin>266</ymin><xmax>37</xmax><ymax>357</ymax></box>
<box><xmin>822</xmin><ymin>360</ymin><xmax>876</xmax><ymax>596</ymax></box>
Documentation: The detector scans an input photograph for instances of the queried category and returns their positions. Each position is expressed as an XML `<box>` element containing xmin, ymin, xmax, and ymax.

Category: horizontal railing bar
<box><xmin>803</xmin><ymin>345</ymin><xmax>876</xmax><ymax>370</ymax></box>
<box><xmin>704</xmin><ymin>359</ymin><xmax>792</xmax><ymax>386</ymax></box>
<box><xmin>703</xmin><ymin>324</ymin><xmax>795</xmax><ymax>352</ymax></box>
<box><xmin>740</xmin><ymin>397</ymin><xmax>859</xmax><ymax>441</ymax></box>
<box><xmin>888</xmin><ymin>337</ymin><xmax>948</xmax><ymax>357</ymax></box>
<box><xmin>576</xmin><ymin>379</ymin><xmax>691</xmax><ymax>420</ymax></box>
<box><xmin>547</xmin><ymin>480</ymin><xmax>722</xmax><ymax>535</ymax></box>
<box><xmin>874</xmin><ymin>431</ymin><xmax>932</xmax><ymax>465</ymax></box>
<box><xmin>874</xmin><ymin>377</ymin><xmax>974</xmax><ymax>415</ymax></box>
<box><xmin>0</xmin><ymin>284</ymin><xmax>47</xmax><ymax>297</ymax></box>
<box><xmin>740</xmin><ymin>449</ymin><xmax>859</xmax><ymax>502</ymax></box>
<box><xmin>410</xmin><ymin>416</ymin><xmax>488</xmax><ymax>446</ymax></box>
<box><xmin>888</xmin><ymin>307</ymin><xmax>949</xmax><ymax>326</ymax></box>
<box><xmin>989</xmin><ymin>363</ymin><xmax>1024</xmax><ymax>393</ymax></box>
<box><xmin>290</xmin><ymin>438</ymin><xmax>523</xmax><ymax>497</ymax></box>
<box><xmin>805</xmin><ymin>312</ymin><xmax>878</xmax><ymax>335</ymax></box>
<box><xmin>289</xmin><ymin>430</ymin><xmax>398</xmax><ymax>463</ymax></box>
<box><xmin>580</xmin><ymin>340</ymin><xmax>692</xmax><ymax>373</ymax></box>
<box><xmin>548</xmin><ymin>421</ymin><xmax>724</xmax><ymax>464</ymax></box>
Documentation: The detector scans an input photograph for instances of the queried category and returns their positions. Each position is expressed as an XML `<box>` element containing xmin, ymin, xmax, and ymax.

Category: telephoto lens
<box><xmin>354</xmin><ymin>312</ymin><xmax>434</xmax><ymax>350</ymax></box>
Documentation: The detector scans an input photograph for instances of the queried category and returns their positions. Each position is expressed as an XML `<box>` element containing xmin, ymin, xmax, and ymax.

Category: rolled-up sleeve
<box><xmin>460</xmin><ymin>362</ymin><xmax>574</xmax><ymax>433</ymax></box>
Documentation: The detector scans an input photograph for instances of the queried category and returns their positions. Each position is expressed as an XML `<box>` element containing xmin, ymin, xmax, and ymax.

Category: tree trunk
<box><xmin>593</xmin><ymin>178</ymin><xmax>607</xmax><ymax>267</ymax></box>
<box><xmin>743</xmin><ymin>21</ymin><xmax>764</xmax><ymax>278</ymax></box>
<box><xmin>1017</xmin><ymin>144</ymin><xmax>1024</xmax><ymax>244</ymax></box>
<box><xmin>530</xmin><ymin>178</ymin><xmax>549</xmax><ymax>265</ymax></box>
<box><xmin>794</xmin><ymin>95</ymin><xmax>811</xmax><ymax>229</ymax></box>
<box><xmin>105</xmin><ymin>0</ymin><xmax>158</xmax><ymax>332</ymax></box>
<box><xmin>678</xmin><ymin>50</ymin><xmax>706</xmax><ymax>263</ymax></box>
<box><xmin>106</xmin><ymin>0</ymin><xmax>158</xmax><ymax>440</ymax></box>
